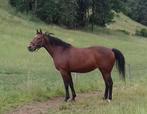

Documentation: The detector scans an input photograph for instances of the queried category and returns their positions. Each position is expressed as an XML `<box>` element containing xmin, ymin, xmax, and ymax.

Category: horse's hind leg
<box><xmin>104</xmin><ymin>79</ymin><xmax>109</xmax><ymax>100</ymax></box>
<box><xmin>69</xmin><ymin>73</ymin><xmax>76</xmax><ymax>101</ymax></box>
<box><xmin>108</xmin><ymin>77</ymin><xmax>113</xmax><ymax>100</ymax></box>
<box><xmin>100</xmin><ymin>69</ymin><xmax>113</xmax><ymax>101</ymax></box>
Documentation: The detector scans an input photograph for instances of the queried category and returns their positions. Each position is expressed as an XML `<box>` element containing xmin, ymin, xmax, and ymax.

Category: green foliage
<box><xmin>111</xmin><ymin>0</ymin><xmax>126</xmax><ymax>12</ymax></box>
<box><xmin>58</xmin><ymin>0</ymin><xmax>78</xmax><ymax>28</ymax></box>
<box><xmin>132</xmin><ymin>0</ymin><xmax>147</xmax><ymax>26</ymax></box>
<box><xmin>9</xmin><ymin>0</ymin><xmax>147</xmax><ymax>27</ymax></box>
<box><xmin>9</xmin><ymin>0</ymin><xmax>117</xmax><ymax>28</ymax></box>
<box><xmin>123</xmin><ymin>0</ymin><xmax>147</xmax><ymax>26</ymax></box>
<box><xmin>116</xmin><ymin>29</ymin><xmax>130</xmax><ymax>35</ymax></box>
<box><xmin>92</xmin><ymin>0</ymin><xmax>114</xmax><ymax>26</ymax></box>
<box><xmin>136</xmin><ymin>28</ymin><xmax>147</xmax><ymax>37</ymax></box>
<box><xmin>9</xmin><ymin>0</ymin><xmax>31</xmax><ymax>13</ymax></box>
<box><xmin>76</xmin><ymin>0</ymin><xmax>91</xmax><ymax>27</ymax></box>
<box><xmin>35</xmin><ymin>0</ymin><xmax>60</xmax><ymax>24</ymax></box>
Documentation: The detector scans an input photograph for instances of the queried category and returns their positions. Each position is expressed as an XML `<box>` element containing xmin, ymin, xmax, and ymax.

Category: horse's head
<box><xmin>28</xmin><ymin>29</ymin><xmax>46</xmax><ymax>52</ymax></box>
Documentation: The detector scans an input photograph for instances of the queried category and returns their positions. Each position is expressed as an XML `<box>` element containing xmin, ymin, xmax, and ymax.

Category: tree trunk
<box><xmin>34</xmin><ymin>0</ymin><xmax>37</xmax><ymax>15</ymax></box>
<box><xmin>91</xmin><ymin>0</ymin><xmax>95</xmax><ymax>32</ymax></box>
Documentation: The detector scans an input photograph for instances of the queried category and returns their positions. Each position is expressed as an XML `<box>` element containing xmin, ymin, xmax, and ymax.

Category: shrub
<box><xmin>136</xmin><ymin>28</ymin><xmax>147</xmax><ymax>37</ymax></box>
<box><xmin>117</xmin><ymin>29</ymin><xmax>130</xmax><ymax>35</ymax></box>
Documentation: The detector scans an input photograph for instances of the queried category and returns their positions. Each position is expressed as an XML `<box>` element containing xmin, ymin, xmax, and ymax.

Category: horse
<box><xmin>28</xmin><ymin>29</ymin><xmax>125</xmax><ymax>102</ymax></box>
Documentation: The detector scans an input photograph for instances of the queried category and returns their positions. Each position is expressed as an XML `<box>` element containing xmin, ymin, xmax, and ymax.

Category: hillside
<box><xmin>107</xmin><ymin>12</ymin><xmax>147</xmax><ymax>34</ymax></box>
<box><xmin>0</xmin><ymin>1</ymin><xmax>147</xmax><ymax>114</ymax></box>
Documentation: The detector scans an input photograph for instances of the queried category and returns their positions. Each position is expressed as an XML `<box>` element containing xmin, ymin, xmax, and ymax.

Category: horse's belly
<box><xmin>70</xmin><ymin>64</ymin><xmax>97</xmax><ymax>73</ymax></box>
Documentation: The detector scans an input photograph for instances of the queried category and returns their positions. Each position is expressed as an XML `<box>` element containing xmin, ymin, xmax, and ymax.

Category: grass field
<box><xmin>0</xmin><ymin>0</ymin><xmax>147</xmax><ymax>114</ymax></box>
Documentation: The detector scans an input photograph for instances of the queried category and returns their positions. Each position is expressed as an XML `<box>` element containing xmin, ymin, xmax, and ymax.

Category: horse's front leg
<box><xmin>60</xmin><ymin>70</ymin><xmax>70</xmax><ymax>102</ymax></box>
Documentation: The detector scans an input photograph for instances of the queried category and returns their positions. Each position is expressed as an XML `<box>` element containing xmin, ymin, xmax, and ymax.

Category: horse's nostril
<box><xmin>27</xmin><ymin>46</ymin><xmax>32</xmax><ymax>51</ymax></box>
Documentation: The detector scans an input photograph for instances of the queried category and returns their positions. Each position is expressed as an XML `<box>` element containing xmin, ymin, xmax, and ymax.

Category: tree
<box><xmin>111</xmin><ymin>0</ymin><xmax>126</xmax><ymax>12</ymax></box>
<box><xmin>9</xmin><ymin>0</ymin><xmax>116</xmax><ymax>28</ymax></box>
<box><xmin>131</xmin><ymin>0</ymin><xmax>147</xmax><ymax>25</ymax></box>
<box><xmin>76</xmin><ymin>0</ymin><xmax>90</xmax><ymax>27</ymax></box>
<box><xmin>92</xmin><ymin>0</ymin><xmax>113</xmax><ymax>26</ymax></box>
<box><xmin>59</xmin><ymin>0</ymin><xmax>78</xmax><ymax>28</ymax></box>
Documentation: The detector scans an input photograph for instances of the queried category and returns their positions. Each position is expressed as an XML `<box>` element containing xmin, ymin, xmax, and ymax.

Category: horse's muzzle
<box><xmin>27</xmin><ymin>46</ymin><xmax>35</xmax><ymax>52</ymax></box>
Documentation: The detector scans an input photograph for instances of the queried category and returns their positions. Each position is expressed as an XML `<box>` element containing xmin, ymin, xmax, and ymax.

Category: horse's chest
<box><xmin>53</xmin><ymin>56</ymin><xmax>68</xmax><ymax>71</ymax></box>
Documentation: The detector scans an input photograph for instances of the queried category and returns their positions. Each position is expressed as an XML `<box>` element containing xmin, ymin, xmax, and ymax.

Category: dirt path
<box><xmin>7</xmin><ymin>92</ymin><xmax>100</xmax><ymax>114</ymax></box>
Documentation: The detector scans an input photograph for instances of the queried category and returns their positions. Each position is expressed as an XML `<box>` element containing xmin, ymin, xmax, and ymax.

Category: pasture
<box><xmin>0</xmin><ymin>1</ymin><xmax>147</xmax><ymax>114</ymax></box>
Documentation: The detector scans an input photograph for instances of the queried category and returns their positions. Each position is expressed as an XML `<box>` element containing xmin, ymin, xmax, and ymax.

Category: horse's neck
<box><xmin>44</xmin><ymin>45</ymin><xmax>55</xmax><ymax>57</ymax></box>
<box><xmin>44</xmin><ymin>44</ymin><xmax>63</xmax><ymax>58</ymax></box>
<box><xmin>43</xmin><ymin>38</ymin><xmax>69</xmax><ymax>58</ymax></box>
<box><xmin>43</xmin><ymin>38</ymin><xmax>54</xmax><ymax>57</ymax></box>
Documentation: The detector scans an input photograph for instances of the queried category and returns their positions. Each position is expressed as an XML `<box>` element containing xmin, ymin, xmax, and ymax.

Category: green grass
<box><xmin>48</xmin><ymin>84</ymin><xmax>147</xmax><ymax>114</ymax></box>
<box><xmin>0</xmin><ymin>1</ymin><xmax>147</xmax><ymax>114</ymax></box>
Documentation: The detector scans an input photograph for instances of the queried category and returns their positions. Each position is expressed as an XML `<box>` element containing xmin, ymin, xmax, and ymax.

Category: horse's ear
<box><xmin>36</xmin><ymin>29</ymin><xmax>39</xmax><ymax>34</ymax></box>
<box><xmin>40</xmin><ymin>29</ymin><xmax>42</xmax><ymax>34</ymax></box>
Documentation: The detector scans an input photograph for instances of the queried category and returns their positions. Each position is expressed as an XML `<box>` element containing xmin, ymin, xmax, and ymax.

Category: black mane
<box><xmin>45</xmin><ymin>33</ymin><xmax>71</xmax><ymax>48</ymax></box>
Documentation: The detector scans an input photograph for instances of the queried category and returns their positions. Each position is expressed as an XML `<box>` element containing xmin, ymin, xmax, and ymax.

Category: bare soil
<box><xmin>7</xmin><ymin>92</ymin><xmax>99</xmax><ymax>114</ymax></box>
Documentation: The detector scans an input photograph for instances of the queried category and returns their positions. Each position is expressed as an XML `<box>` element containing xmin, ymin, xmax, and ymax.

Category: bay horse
<box><xmin>28</xmin><ymin>29</ymin><xmax>125</xmax><ymax>102</ymax></box>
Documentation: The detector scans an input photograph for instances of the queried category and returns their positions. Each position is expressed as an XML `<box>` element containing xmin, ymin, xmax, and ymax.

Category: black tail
<box><xmin>112</xmin><ymin>48</ymin><xmax>125</xmax><ymax>80</ymax></box>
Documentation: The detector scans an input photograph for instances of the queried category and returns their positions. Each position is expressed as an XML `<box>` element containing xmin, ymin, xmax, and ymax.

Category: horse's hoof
<box><xmin>64</xmin><ymin>99</ymin><xmax>68</xmax><ymax>102</ymax></box>
<box><xmin>70</xmin><ymin>98</ymin><xmax>76</xmax><ymax>102</ymax></box>
<box><xmin>64</xmin><ymin>97</ymin><xmax>70</xmax><ymax>102</ymax></box>
<box><xmin>107</xmin><ymin>99</ymin><xmax>111</xmax><ymax>103</ymax></box>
